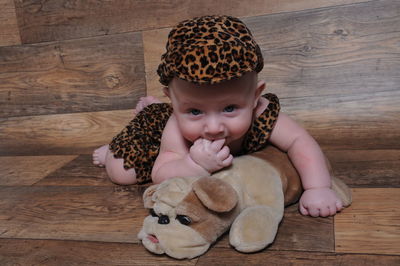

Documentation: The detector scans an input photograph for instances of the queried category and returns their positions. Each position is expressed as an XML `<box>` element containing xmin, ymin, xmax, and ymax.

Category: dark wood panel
<box><xmin>0</xmin><ymin>0</ymin><xmax>21</xmax><ymax>46</ymax></box>
<box><xmin>196</xmin><ymin>249</ymin><xmax>400</xmax><ymax>266</ymax></box>
<box><xmin>14</xmin><ymin>0</ymin><xmax>368</xmax><ymax>44</ymax></box>
<box><xmin>0</xmin><ymin>110</ymin><xmax>132</xmax><ymax>156</ymax></box>
<box><xmin>0</xmin><ymin>185</ymin><xmax>147</xmax><ymax>243</ymax></box>
<box><xmin>245</xmin><ymin>0</ymin><xmax>400</xmax><ymax>98</ymax></box>
<box><xmin>326</xmin><ymin>150</ymin><xmax>400</xmax><ymax>187</ymax></box>
<box><xmin>0</xmin><ymin>32</ymin><xmax>145</xmax><ymax>118</ymax></box>
<box><xmin>282</xmin><ymin>90</ymin><xmax>400</xmax><ymax>150</ymax></box>
<box><xmin>0</xmin><ymin>239</ymin><xmax>197</xmax><ymax>265</ymax></box>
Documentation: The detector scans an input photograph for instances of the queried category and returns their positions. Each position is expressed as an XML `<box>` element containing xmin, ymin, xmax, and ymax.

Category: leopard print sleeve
<box><xmin>242</xmin><ymin>93</ymin><xmax>280</xmax><ymax>154</ymax></box>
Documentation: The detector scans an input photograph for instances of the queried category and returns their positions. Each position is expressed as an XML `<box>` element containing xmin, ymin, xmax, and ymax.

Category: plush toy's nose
<box><xmin>158</xmin><ymin>215</ymin><xmax>170</xmax><ymax>224</ymax></box>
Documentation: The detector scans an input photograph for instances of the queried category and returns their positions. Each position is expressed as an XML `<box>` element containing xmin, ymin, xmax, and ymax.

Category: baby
<box><xmin>93</xmin><ymin>15</ymin><xmax>343</xmax><ymax>217</ymax></box>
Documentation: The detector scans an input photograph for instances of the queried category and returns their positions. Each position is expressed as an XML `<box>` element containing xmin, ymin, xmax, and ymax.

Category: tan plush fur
<box><xmin>137</xmin><ymin>146</ymin><xmax>352</xmax><ymax>259</ymax></box>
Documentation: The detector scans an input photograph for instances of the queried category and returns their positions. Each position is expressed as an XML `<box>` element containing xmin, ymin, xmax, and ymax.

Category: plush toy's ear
<box><xmin>142</xmin><ymin>184</ymin><xmax>159</xmax><ymax>209</ymax></box>
<box><xmin>192</xmin><ymin>177</ymin><xmax>238</xmax><ymax>212</ymax></box>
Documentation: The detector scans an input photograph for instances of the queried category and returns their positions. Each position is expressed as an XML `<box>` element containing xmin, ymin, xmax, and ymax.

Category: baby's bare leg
<box><xmin>93</xmin><ymin>96</ymin><xmax>162</xmax><ymax>185</ymax></box>
<box><xmin>93</xmin><ymin>145</ymin><xmax>137</xmax><ymax>185</ymax></box>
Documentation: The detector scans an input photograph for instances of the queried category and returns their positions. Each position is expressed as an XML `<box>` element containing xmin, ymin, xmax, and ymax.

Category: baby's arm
<box><xmin>269</xmin><ymin>113</ymin><xmax>343</xmax><ymax>217</ymax></box>
<box><xmin>151</xmin><ymin>115</ymin><xmax>232</xmax><ymax>184</ymax></box>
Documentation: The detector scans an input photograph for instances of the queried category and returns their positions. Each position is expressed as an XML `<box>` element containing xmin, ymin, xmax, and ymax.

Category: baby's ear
<box><xmin>254</xmin><ymin>80</ymin><xmax>266</xmax><ymax>108</ymax></box>
<box><xmin>163</xmin><ymin>87</ymin><xmax>170</xmax><ymax>98</ymax></box>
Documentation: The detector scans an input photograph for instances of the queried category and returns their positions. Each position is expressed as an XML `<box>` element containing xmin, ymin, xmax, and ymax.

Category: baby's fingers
<box><xmin>320</xmin><ymin>206</ymin><xmax>334</xmax><ymax>217</ymax></box>
<box><xmin>222</xmin><ymin>154</ymin><xmax>233</xmax><ymax>167</ymax></box>
<box><xmin>210</xmin><ymin>138</ymin><xmax>226</xmax><ymax>151</ymax></box>
<box><xmin>217</xmin><ymin>145</ymin><xmax>230</xmax><ymax>160</ymax></box>
<box><xmin>299</xmin><ymin>204</ymin><xmax>309</xmax><ymax>216</ymax></box>
<box><xmin>336</xmin><ymin>199</ymin><xmax>344</xmax><ymax>212</ymax></box>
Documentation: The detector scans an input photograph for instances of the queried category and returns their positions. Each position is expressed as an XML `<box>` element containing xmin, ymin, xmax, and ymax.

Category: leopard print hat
<box><xmin>157</xmin><ymin>15</ymin><xmax>264</xmax><ymax>86</ymax></box>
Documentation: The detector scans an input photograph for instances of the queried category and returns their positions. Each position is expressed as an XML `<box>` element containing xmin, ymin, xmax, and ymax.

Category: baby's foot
<box><xmin>92</xmin><ymin>145</ymin><xmax>109</xmax><ymax>167</ymax></box>
<box><xmin>134</xmin><ymin>96</ymin><xmax>162</xmax><ymax>114</ymax></box>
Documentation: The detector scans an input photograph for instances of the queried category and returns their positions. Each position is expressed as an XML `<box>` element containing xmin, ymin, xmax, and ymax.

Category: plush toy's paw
<box><xmin>229</xmin><ymin>205</ymin><xmax>283</xmax><ymax>253</ymax></box>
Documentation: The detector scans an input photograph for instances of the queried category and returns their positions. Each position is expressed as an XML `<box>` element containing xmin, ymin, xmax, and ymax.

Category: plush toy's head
<box><xmin>137</xmin><ymin>176</ymin><xmax>240</xmax><ymax>259</ymax></box>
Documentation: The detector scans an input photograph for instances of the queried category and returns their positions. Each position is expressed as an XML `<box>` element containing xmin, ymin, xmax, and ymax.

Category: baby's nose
<box><xmin>205</xmin><ymin>118</ymin><xmax>224</xmax><ymax>136</ymax></box>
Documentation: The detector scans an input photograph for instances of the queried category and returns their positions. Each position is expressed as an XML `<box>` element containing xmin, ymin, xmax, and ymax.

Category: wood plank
<box><xmin>0</xmin><ymin>185</ymin><xmax>148</xmax><ymax>243</ymax></box>
<box><xmin>335</xmin><ymin>188</ymin><xmax>400</xmax><ymax>255</ymax></box>
<box><xmin>0</xmin><ymin>109</ymin><xmax>133</xmax><ymax>156</ymax></box>
<box><xmin>285</xmin><ymin>90</ymin><xmax>400</xmax><ymax>150</ymax></box>
<box><xmin>0</xmin><ymin>32</ymin><xmax>145</xmax><ymax>118</ymax></box>
<box><xmin>274</xmin><ymin>204</ymin><xmax>334</xmax><ymax>252</ymax></box>
<box><xmin>0</xmin><ymin>239</ymin><xmax>198</xmax><ymax>265</ymax></box>
<box><xmin>36</xmin><ymin>155</ymin><xmax>115</xmax><ymax>186</ymax></box>
<box><xmin>211</xmin><ymin>204</ymin><xmax>334</xmax><ymax>253</ymax></box>
<box><xmin>143</xmin><ymin>28</ymin><xmax>171</xmax><ymax>102</ymax></box>
<box><xmin>246</xmin><ymin>0</ymin><xmax>400</xmax><ymax>98</ymax></box>
<box><xmin>196</xmin><ymin>248</ymin><xmax>400</xmax><ymax>266</ymax></box>
<box><xmin>326</xmin><ymin>149</ymin><xmax>400</xmax><ymax>187</ymax></box>
<box><xmin>0</xmin><ymin>155</ymin><xmax>77</xmax><ymax>186</ymax></box>
<box><xmin>0</xmin><ymin>0</ymin><xmax>21</xmax><ymax>46</ymax></box>
<box><xmin>14</xmin><ymin>0</ymin><xmax>369</xmax><ymax>44</ymax></box>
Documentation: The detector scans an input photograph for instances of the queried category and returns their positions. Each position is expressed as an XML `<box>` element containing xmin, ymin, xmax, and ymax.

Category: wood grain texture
<box><xmin>0</xmin><ymin>155</ymin><xmax>77</xmax><ymax>186</ymax></box>
<box><xmin>282</xmin><ymin>90</ymin><xmax>400</xmax><ymax>150</ymax></box>
<box><xmin>35</xmin><ymin>155</ymin><xmax>113</xmax><ymax>186</ymax></box>
<box><xmin>246</xmin><ymin>0</ymin><xmax>400</xmax><ymax>98</ymax></box>
<box><xmin>14</xmin><ymin>0</ymin><xmax>369</xmax><ymax>44</ymax></box>
<box><xmin>0</xmin><ymin>32</ymin><xmax>145</xmax><ymax>118</ymax></box>
<box><xmin>335</xmin><ymin>188</ymin><xmax>400</xmax><ymax>255</ymax></box>
<box><xmin>0</xmin><ymin>110</ymin><xmax>133</xmax><ymax>156</ymax></box>
<box><xmin>0</xmin><ymin>185</ymin><xmax>147</xmax><ymax>243</ymax></box>
<box><xmin>143</xmin><ymin>28</ymin><xmax>171</xmax><ymax>102</ymax></box>
<box><xmin>0</xmin><ymin>239</ymin><xmax>198</xmax><ymax>265</ymax></box>
<box><xmin>326</xmin><ymin>149</ymin><xmax>400</xmax><ymax>187</ymax></box>
<box><xmin>0</xmin><ymin>0</ymin><xmax>21</xmax><ymax>46</ymax></box>
<box><xmin>196</xmin><ymin>249</ymin><xmax>400</xmax><ymax>266</ymax></box>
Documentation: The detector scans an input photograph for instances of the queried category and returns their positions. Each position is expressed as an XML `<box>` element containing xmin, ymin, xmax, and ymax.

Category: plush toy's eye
<box><xmin>176</xmin><ymin>215</ymin><xmax>192</xmax><ymax>225</ymax></box>
<box><xmin>149</xmin><ymin>208</ymin><xmax>158</xmax><ymax>217</ymax></box>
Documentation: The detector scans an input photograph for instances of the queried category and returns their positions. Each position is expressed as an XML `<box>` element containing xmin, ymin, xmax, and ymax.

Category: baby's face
<box><xmin>166</xmin><ymin>72</ymin><xmax>260</xmax><ymax>146</ymax></box>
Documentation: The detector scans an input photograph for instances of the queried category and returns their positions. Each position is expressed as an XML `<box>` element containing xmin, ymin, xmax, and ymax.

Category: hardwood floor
<box><xmin>1</xmin><ymin>0</ymin><xmax>399</xmax><ymax>264</ymax></box>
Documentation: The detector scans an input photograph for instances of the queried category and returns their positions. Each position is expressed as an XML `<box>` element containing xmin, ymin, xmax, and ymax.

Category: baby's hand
<box><xmin>189</xmin><ymin>138</ymin><xmax>233</xmax><ymax>173</ymax></box>
<box><xmin>299</xmin><ymin>187</ymin><xmax>343</xmax><ymax>217</ymax></box>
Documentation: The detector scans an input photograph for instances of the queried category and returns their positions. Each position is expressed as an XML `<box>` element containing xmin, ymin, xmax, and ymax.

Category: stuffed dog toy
<box><xmin>137</xmin><ymin>146</ymin><xmax>352</xmax><ymax>259</ymax></box>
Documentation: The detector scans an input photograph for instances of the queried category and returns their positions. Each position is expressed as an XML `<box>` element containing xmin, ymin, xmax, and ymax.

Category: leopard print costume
<box><xmin>109</xmin><ymin>93</ymin><xmax>280</xmax><ymax>184</ymax></box>
<box><xmin>157</xmin><ymin>15</ymin><xmax>263</xmax><ymax>86</ymax></box>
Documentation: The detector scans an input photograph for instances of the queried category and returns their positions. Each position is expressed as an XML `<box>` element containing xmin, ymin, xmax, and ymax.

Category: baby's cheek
<box><xmin>229</xmin><ymin>119</ymin><xmax>252</xmax><ymax>139</ymax></box>
<box><xmin>180</xmin><ymin>124</ymin><xmax>201</xmax><ymax>143</ymax></box>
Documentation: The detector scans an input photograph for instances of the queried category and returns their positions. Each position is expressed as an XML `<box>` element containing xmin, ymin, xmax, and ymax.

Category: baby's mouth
<box><xmin>147</xmin><ymin>234</ymin><xmax>159</xmax><ymax>243</ymax></box>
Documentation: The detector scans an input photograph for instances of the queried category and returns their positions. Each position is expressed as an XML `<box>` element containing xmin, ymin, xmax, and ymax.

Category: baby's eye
<box><xmin>189</xmin><ymin>109</ymin><xmax>202</xmax><ymax>116</ymax></box>
<box><xmin>223</xmin><ymin>105</ymin><xmax>236</xmax><ymax>113</ymax></box>
<box><xmin>149</xmin><ymin>208</ymin><xmax>159</xmax><ymax>217</ymax></box>
<box><xmin>176</xmin><ymin>215</ymin><xmax>192</xmax><ymax>225</ymax></box>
